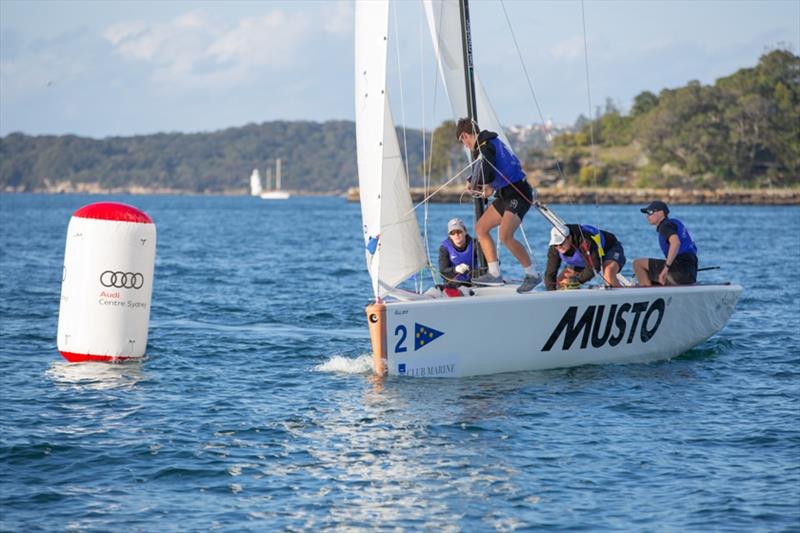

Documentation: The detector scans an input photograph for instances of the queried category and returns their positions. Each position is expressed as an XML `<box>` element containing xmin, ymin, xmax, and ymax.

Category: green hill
<box><xmin>544</xmin><ymin>49</ymin><xmax>799</xmax><ymax>189</ymax></box>
<box><xmin>2</xmin><ymin>49</ymin><xmax>796</xmax><ymax>194</ymax></box>
<box><xmin>0</xmin><ymin>121</ymin><xmax>425</xmax><ymax>194</ymax></box>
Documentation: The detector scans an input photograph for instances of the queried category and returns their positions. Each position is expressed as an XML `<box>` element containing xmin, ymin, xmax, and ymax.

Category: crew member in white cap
<box><xmin>438</xmin><ymin>218</ymin><xmax>475</xmax><ymax>291</ymax></box>
<box><xmin>544</xmin><ymin>223</ymin><xmax>626</xmax><ymax>290</ymax></box>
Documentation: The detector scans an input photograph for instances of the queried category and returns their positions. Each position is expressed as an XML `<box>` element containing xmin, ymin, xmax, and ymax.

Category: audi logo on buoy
<box><xmin>100</xmin><ymin>270</ymin><xmax>144</xmax><ymax>289</ymax></box>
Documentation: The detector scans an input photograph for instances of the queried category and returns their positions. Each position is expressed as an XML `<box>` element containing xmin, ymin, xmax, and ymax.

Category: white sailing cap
<box><xmin>447</xmin><ymin>218</ymin><xmax>466</xmax><ymax>233</ymax></box>
<box><xmin>549</xmin><ymin>226</ymin><xmax>568</xmax><ymax>246</ymax></box>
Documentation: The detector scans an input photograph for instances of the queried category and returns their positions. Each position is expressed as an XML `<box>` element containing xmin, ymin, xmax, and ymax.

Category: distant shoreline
<box><xmin>3</xmin><ymin>186</ymin><xmax>798</xmax><ymax>205</ymax></box>
<box><xmin>0</xmin><ymin>187</ymin><xmax>336</xmax><ymax>197</ymax></box>
<box><xmin>345</xmin><ymin>186</ymin><xmax>800</xmax><ymax>206</ymax></box>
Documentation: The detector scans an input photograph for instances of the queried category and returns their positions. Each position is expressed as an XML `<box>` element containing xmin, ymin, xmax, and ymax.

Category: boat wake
<box><xmin>314</xmin><ymin>354</ymin><xmax>374</xmax><ymax>374</ymax></box>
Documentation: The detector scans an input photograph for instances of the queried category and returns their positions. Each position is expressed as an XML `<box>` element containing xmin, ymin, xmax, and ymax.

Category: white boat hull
<box><xmin>260</xmin><ymin>191</ymin><xmax>290</xmax><ymax>200</ymax></box>
<box><xmin>368</xmin><ymin>284</ymin><xmax>742</xmax><ymax>378</ymax></box>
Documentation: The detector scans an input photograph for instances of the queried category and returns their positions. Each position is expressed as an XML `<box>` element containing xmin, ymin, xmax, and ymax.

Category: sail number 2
<box><xmin>394</xmin><ymin>325</ymin><xmax>408</xmax><ymax>353</ymax></box>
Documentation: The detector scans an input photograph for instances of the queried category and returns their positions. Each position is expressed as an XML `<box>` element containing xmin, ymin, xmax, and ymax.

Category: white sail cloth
<box><xmin>423</xmin><ymin>0</ymin><xmax>511</xmax><ymax>148</ymax></box>
<box><xmin>355</xmin><ymin>1</ymin><xmax>427</xmax><ymax>300</ymax></box>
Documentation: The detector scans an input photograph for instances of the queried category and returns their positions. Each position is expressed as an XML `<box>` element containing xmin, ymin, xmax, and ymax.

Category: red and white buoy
<box><xmin>57</xmin><ymin>202</ymin><xmax>156</xmax><ymax>363</ymax></box>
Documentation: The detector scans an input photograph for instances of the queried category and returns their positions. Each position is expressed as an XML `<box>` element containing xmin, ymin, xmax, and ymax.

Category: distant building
<box><xmin>504</xmin><ymin>121</ymin><xmax>573</xmax><ymax>154</ymax></box>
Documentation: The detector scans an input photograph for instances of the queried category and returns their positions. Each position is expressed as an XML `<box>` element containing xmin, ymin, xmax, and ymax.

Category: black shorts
<box><xmin>648</xmin><ymin>255</ymin><xmax>697</xmax><ymax>285</ymax></box>
<box><xmin>491</xmin><ymin>180</ymin><xmax>532</xmax><ymax>220</ymax></box>
<box><xmin>603</xmin><ymin>242</ymin><xmax>626</xmax><ymax>270</ymax></box>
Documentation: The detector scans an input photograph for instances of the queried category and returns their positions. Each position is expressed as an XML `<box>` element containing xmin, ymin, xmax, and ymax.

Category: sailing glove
<box><xmin>455</xmin><ymin>263</ymin><xmax>469</xmax><ymax>275</ymax></box>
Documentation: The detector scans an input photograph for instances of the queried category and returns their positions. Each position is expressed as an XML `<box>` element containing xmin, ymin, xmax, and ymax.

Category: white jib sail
<box><xmin>423</xmin><ymin>0</ymin><xmax>512</xmax><ymax>149</ymax></box>
<box><xmin>355</xmin><ymin>0</ymin><xmax>427</xmax><ymax>300</ymax></box>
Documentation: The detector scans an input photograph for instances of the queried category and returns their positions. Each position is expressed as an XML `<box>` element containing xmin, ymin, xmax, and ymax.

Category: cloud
<box><xmin>1</xmin><ymin>27</ymin><xmax>98</xmax><ymax>96</ymax></box>
<box><xmin>321</xmin><ymin>1</ymin><xmax>353</xmax><ymax>35</ymax></box>
<box><xmin>103</xmin><ymin>9</ymin><xmax>321</xmax><ymax>89</ymax></box>
<box><xmin>550</xmin><ymin>35</ymin><xmax>585</xmax><ymax>61</ymax></box>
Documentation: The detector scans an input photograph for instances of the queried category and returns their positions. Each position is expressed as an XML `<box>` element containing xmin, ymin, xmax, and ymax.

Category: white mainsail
<box><xmin>423</xmin><ymin>0</ymin><xmax>511</xmax><ymax>149</ymax></box>
<box><xmin>355</xmin><ymin>0</ymin><xmax>427</xmax><ymax>300</ymax></box>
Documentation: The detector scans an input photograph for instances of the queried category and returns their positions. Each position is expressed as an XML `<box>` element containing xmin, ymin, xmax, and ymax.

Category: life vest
<box><xmin>484</xmin><ymin>137</ymin><xmax>525</xmax><ymax>190</ymax></box>
<box><xmin>558</xmin><ymin>225</ymin><xmax>605</xmax><ymax>268</ymax></box>
<box><xmin>559</xmin><ymin>247</ymin><xmax>586</xmax><ymax>268</ymax></box>
<box><xmin>658</xmin><ymin>218</ymin><xmax>697</xmax><ymax>257</ymax></box>
<box><xmin>442</xmin><ymin>236</ymin><xmax>474</xmax><ymax>283</ymax></box>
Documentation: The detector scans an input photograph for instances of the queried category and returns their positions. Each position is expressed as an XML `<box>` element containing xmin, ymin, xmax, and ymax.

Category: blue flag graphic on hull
<box><xmin>414</xmin><ymin>323</ymin><xmax>444</xmax><ymax>350</ymax></box>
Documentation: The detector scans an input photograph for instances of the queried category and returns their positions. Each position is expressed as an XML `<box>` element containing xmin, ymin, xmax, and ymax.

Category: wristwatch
<box><xmin>665</xmin><ymin>263</ymin><xmax>672</xmax><ymax>268</ymax></box>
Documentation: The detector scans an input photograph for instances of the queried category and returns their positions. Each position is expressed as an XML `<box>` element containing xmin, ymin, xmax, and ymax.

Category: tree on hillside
<box><xmin>638</xmin><ymin>49</ymin><xmax>799</xmax><ymax>186</ymax></box>
<box><xmin>548</xmin><ymin>48</ymin><xmax>799</xmax><ymax>188</ymax></box>
<box><xmin>631</xmin><ymin>91</ymin><xmax>659</xmax><ymax>117</ymax></box>
<box><xmin>419</xmin><ymin>121</ymin><xmax>462</xmax><ymax>184</ymax></box>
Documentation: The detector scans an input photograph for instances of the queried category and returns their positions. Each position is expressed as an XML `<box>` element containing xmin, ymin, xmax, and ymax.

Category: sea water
<box><xmin>1</xmin><ymin>194</ymin><xmax>798</xmax><ymax>531</ymax></box>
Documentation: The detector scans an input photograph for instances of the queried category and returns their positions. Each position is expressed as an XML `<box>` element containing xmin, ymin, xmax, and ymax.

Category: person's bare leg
<box><xmin>603</xmin><ymin>261</ymin><xmax>621</xmax><ymax>287</ymax></box>
<box><xmin>633</xmin><ymin>258</ymin><xmax>651</xmax><ymax>286</ymax></box>
<box><xmin>475</xmin><ymin>206</ymin><xmax>502</xmax><ymax>263</ymax></box>
<box><xmin>497</xmin><ymin>212</ymin><xmax>531</xmax><ymax>268</ymax></box>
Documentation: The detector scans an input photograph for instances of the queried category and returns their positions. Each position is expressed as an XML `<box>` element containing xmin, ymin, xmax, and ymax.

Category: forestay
<box><xmin>355</xmin><ymin>1</ymin><xmax>427</xmax><ymax>300</ymax></box>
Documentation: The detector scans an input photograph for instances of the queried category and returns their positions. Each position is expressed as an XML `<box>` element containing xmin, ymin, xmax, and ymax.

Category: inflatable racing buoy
<box><xmin>56</xmin><ymin>202</ymin><xmax>156</xmax><ymax>362</ymax></box>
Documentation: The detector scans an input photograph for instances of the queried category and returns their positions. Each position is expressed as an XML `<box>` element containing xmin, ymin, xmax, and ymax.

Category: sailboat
<box><xmin>355</xmin><ymin>0</ymin><xmax>741</xmax><ymax>378</ymax></box>
<box><xmin>260</xmin><ymin>158</ymin><xmax>291</xmax><ymax>200</ymax></box>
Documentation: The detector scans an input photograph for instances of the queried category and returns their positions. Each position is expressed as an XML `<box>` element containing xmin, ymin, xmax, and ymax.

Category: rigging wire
<box><xmin>419</xmin><ymin>1</ymin><xmax>438</xmax><ymax>290</ymax></box>
<box><xmin>499</xmin><ymin>0</ymin><xmax>569</xmax><ymax>185</ymax></box>
<box><xmin>579</xmin><ymin>0</ymin><xmax>611</xmax><ymax>286</ymax></box>
<box><xmin>407</xmin><ymin>159</ymin><xmax>478</xmax><ymax>214</ymax></box>
<box><xmin>391</xmin><ymin>0</ymin><xmax>412</xmax><ymax>186</ymax></box>
<box><xmin>580</xmin><ymin>0</ymin><xmax>600</xmax><ymax>211</ymax></box>
<box><xmin>498</xmin><ymin>0</ymin><xmax>611</xmax><ymax>286</ymax></box>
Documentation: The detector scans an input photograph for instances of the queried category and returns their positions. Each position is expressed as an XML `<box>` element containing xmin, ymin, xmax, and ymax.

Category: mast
<box><xmin>458</xmin><ymin>0</ymin><xmax>486</xmax><ymax>270</ymax></box>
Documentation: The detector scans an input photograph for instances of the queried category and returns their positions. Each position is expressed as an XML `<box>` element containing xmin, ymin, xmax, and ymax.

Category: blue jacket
<box><xmin>470</xmin><ymin>131</ymin><xmax>526</xmax><ymax>191</ymax></box>
<box><xmin>658</xmin><ymin>218</ymin><xmax>697</xmax><ymax>258</ymax></box>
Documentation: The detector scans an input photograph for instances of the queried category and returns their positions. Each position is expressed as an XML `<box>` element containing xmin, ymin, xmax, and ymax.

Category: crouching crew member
<box><xmin>633</xmin><ymin>201</ymin><xmax>698</xmax><ymax>286</ymax></box>
<box><xmin>544</xmin><ymin>224</ymin><xmax>626</xmax><ymax>290</ymax></box>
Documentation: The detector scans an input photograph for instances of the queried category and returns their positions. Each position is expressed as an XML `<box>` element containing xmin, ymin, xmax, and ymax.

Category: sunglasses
<box><xmin>449</xmin><ymin>229</ymin><xmax>464</xmax><ymax>235</ymax></box>
<box><xmin>645</xmin><ymin>209</ymin><xmax>660</xmax><ymax>215</ymax></box>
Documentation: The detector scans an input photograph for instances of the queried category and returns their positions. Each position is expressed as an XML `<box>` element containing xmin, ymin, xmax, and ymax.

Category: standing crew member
<box><xmin>456</xmin><ymin>118</ymin><xmax>541</xmax><ymax>293</ymax></box>
<box><xmin>633</xmin><ymin>201</ymin><xmax>698</xmax><ymax>286</ymax></box>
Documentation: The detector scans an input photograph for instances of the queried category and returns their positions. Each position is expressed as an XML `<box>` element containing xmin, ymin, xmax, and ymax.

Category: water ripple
<box><xmin>0</xmin><ymin>196</ymin><xmax>797</xmax><ymax>530</ymax></box>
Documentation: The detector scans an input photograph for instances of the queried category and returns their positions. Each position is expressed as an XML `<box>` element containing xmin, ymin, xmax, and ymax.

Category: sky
<box><xmin>1</xmin><ymin>0</ymin><xmax>797</xmax><ymax>139</ymax></box>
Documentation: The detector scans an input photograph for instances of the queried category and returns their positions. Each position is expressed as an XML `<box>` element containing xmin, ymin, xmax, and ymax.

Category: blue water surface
<box><xmin>1</xmin><ymin>194</ymin><xmax>798</xmax><ymax>531</ymax></box>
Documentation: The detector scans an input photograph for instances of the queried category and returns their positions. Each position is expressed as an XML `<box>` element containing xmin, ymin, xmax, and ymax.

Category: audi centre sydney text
<box><xmin>97</xmin><ymin>270</ymin><xmax>148</xmax><ymax>310</ymax></box>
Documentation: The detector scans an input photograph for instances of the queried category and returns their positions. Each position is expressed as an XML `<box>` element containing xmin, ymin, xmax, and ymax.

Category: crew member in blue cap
<box><xmin>633</xmin><ymin>201</ymin><xmax>698</xmax><ymax>286</ymax></box>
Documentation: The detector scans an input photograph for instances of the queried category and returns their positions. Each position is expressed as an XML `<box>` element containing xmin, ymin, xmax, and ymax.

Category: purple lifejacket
<box><xmin>559</xmin><ymin>248</ymin><xmax>586</xmax><ymax>268</ymax></box>
<box><xmin>442</xmin><ymin>237</ymin><xmax>474</xmax><ymax>282</ymax></box>
<box><xmin>558</xmin><ymin>225</ymin><xmax>603</xmax><ymax>268</ymax></box>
